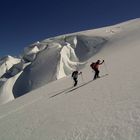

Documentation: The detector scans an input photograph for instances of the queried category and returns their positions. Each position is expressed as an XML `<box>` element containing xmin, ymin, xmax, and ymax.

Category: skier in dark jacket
<box><xmin>71</xmin><ymin>70</ymin><xmax>82</xmax><ymax>87</ymax></box>
<box><xmin>90</xmin><ymin>60</ymin><xmax>104</xmax><ymax>80</ymax></box>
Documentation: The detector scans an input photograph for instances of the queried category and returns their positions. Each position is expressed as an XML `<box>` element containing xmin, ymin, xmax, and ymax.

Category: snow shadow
<box><xmin>12</xmin><ymin>35</ymin><xmax>107</xmax><ymax>98</ymax></box>
<box><xmin>65</xmin><ymin>74</ymin><xmax>108</xmax><ymax>94</ymax></box>
<box><xmin>66</xmin><ymin>35</ymin><xmax>107</xmax><ymax>61</ymax></box>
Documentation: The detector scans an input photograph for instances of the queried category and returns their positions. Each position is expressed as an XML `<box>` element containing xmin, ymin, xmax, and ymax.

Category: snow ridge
<box><xmin>12</xmin><ymin>35</ymin><xmax>106</xmax><ymax>98</ymax></box>
<box><xmin>0</xmin><ymin>19</ymin><xmax>140</xmax><ymax>139</ymax></box>
<box><xmin>0</xmin><ymin>32</ymin><xmax>107</xmax><ymax>105</ymax></box>
<box><xmin>0</xmin><ymin>34</ymin><xmax>107</xmax><ymax>104</ymax></box>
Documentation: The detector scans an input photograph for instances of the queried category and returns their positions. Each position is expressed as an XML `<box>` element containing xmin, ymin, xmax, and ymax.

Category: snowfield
<box><xmin>0</xmin><ymin>18</ymin><xmax>140</xmax><ymax>140</ymax></box>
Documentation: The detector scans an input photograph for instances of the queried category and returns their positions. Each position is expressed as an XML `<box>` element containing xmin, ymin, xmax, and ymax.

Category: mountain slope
<box><xmin>0</xmin><ymin>19</ymin><xmax>140</xmax><ymax>140</ymax></box>
<box><xmin>0</xmin><ymin>35</ymin><xmax>106</xmax><ymax>103</ymax></box>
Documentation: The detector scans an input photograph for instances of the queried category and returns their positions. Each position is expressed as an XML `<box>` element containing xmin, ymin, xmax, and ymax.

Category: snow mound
<box><xmin>0</xmin><ymin>73</ymin><xmax>21</xmax><ymax>104</ymax></box>
<box><xmin>2</xmin><ymin>19</ymin><xmax>139</xmax><ymax>105</ymax></box>
<box><xmin>0</xmin><ymin>55</ymin><xmax>21</xmax><ymax>78</ymax></box>
<box><xmin>22</xmin><ymin>46</ymin><xmax>40</xmax><ymax>62</ymax></box>
<box><xmin>0</xmin><ymin>56</ymin><xmax>21</xmax><ymax>104</ymax></box>
<box><xmin>74</xmin><ymin>35</ymin><xmax>107</xmax><ymax>61</ymax></box>
<box><xmin>57</xmin><ymin>42</ymin><xmax>80</xmax><ymax>79</ymax></box>
<box><xmin>13</xmin><ymin>35</ymin><xmax>106</xmax><ymax>98</ymax></box>
<box><xmin>0</xmin><ymin>19</ymin><xmax>140</xmax><ymax>139</ymax></box>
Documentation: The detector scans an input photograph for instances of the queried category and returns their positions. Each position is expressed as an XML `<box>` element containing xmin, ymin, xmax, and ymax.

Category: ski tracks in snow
<box><xmin>0</xmin><ymin>86</ymin><xmax>73</xmax><ymax>120</ymax></box>
<box><xmin>0</xmin><ymin>74</ymin><xmax>109</xmax><ymax>120</ymax></box>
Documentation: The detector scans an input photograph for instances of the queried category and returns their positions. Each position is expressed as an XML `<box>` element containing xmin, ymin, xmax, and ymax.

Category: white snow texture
<box><xmin>0</xmin><ymin>18</ymin><xmax>140</xmax><ymax>140</ymax></box>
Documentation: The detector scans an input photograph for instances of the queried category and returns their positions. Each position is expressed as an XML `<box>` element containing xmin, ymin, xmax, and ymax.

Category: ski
<box><xmin>66</xmin><ymin>74</ymin><xmax>109</xmax><ymax>93</ymax></box>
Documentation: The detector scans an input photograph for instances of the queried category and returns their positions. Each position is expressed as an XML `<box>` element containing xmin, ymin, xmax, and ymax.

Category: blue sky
<box><xmin>0</xmin><ymin>0</ymin><xmax>140</xmax><ymax>57</ymax></box>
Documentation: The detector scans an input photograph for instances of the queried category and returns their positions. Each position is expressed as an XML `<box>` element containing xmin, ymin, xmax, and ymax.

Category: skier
<box><xmin>71</xmin><ymin>70</ymin><xmax>82</xmax><ymax>87</ymax></box>
<box><xmin>90</xmin><ymin>60</ymin><xmax>104</xmax><ymax>80</ymax></box>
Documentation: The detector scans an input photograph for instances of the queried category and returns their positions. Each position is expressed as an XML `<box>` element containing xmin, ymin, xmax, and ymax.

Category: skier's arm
<box><xmin>99</xmin><ymin>60</ymin><xmax>104</xmax><ymax>65</ymax></box>
<box><xmin>78</xmin><ymin>71</ymin><xmax>82</xmax><ymax>75</ymax></box>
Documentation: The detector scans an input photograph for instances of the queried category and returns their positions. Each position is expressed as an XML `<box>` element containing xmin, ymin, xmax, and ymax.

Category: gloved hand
<box><xmin>79</xmin><ymin>71</ymin><xmax>82</xmax><ymax>75</ymax></box>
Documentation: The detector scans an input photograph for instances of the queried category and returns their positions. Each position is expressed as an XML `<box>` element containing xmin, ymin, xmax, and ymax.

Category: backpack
<box><xmin>72</xmin><ymin>71</ymin><xmax>78</xmax><ymax>78</ymax></box>
<box><xmin>90</xmin><ymin>62</ymin><xmax>95</xmax><ymax>69</ymax></box>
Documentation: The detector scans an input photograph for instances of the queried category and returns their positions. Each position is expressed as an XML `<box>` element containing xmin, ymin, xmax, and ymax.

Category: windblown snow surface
<box><xmin>0</xmin><ymin>19</ymin><xmax>140</xmax><ymax>140</ymax></box>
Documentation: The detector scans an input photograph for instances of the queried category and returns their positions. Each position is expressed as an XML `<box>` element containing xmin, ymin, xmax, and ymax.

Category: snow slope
<box><xmin>0</xmin><ymin>35</ymin><xmax>104</xmax><ymax>103</ymax></box>
<box><xmin>0</xmin><ymin>18</ymin><xmax>140</xmax><ymax>139</ymax></box>
<box><xmin>0</xmin><ymin>34</ymin><xmax>106</xmax><ymax>101</ymax></box>
<box><xmin>0</xmin><ymin>55</ymin><xmax>20</xmax><ymax>78</ymax></box>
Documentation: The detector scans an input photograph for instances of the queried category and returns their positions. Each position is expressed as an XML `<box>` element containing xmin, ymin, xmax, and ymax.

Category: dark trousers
<box><xmin>94</xmin><ymin>69</ymin><xmax>99</xmax><ymax>79</ymax></box>
<box><xmin>73</xmin><ymin>78</ymin><xmax>78</xmax><ymax>86</ymax></box>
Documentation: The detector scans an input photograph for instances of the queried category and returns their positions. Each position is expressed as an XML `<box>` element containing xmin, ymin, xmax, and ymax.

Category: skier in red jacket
<box><xmin>90</xmin><ymin>60</ymin><xmax>104</xmax><ymax>80</ymax></box>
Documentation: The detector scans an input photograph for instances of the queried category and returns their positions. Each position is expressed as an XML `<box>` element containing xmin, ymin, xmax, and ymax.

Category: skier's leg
<box><xmin>73</xmin><ymin>78</ymin><xmax>75</xmax><ymax>86</ymax></box>
<box><xmin>75</xmin><ymin>79</ymin><xmax>78</xmax><ymax>86</ymax></box>
<box><xmin>74</xmin><ymin>78</ymin><xmax>78</xmax><ymax>86</ymax></box>
<box><xmin>97</xmin><ymin>70</ymin><xmax>100</xmax><ymax>78</ymax></box>
<box><xmin>94</xmin><ymin>70</ymin><xmax>97</xmax><ymax>80</ymax></box>
<box><xmin>94</xmin><ymin>73</ymin><xmax>96</xmax><ymax>79</ymax></box>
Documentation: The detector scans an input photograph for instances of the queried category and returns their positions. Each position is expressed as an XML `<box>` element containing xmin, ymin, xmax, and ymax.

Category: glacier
<box><xmin>0</xmin><ymin>18</ymin><xmax>140</xmax><ymax>140</ymax></box>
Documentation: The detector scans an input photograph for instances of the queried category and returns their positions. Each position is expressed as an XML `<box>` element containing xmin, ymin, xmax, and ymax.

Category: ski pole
<box><xmin>79</xmin><ymin>72</ymin><xmax>84</xmax><ymax>82</ymax></box>
<box><xmin>81</xmin><ymin>73</ymin><xmax>84</xmax><ymax>82</ymax></box>
<box><xmin>103</xmin><ymin>61</ymin><xmax>109</xmax><ymax>75</ymax></box>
